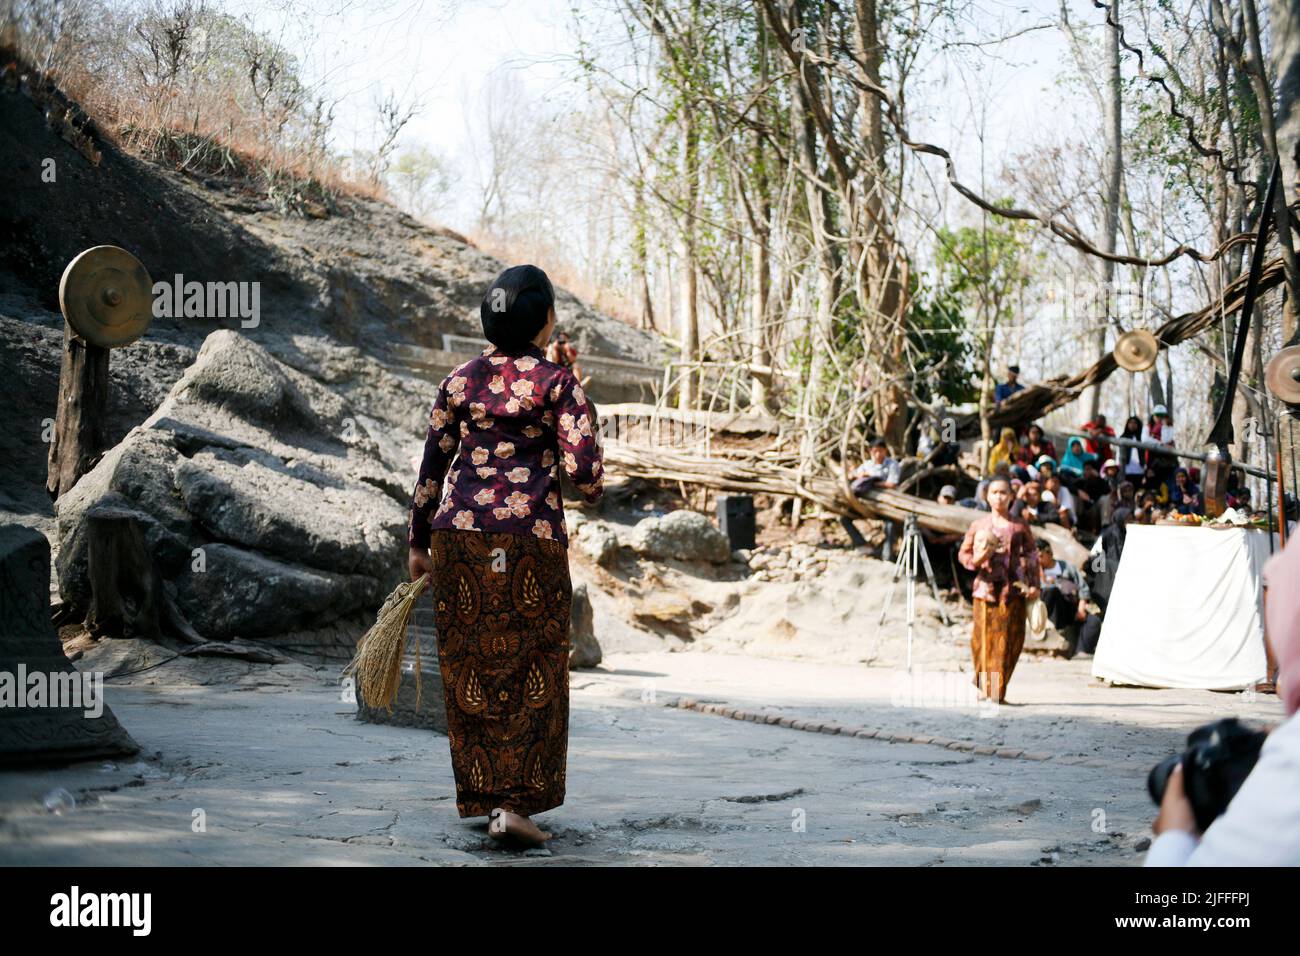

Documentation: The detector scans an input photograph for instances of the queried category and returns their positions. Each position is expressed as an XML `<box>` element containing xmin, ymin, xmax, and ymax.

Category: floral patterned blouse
<box><xmin>407</xmin><ymin>342</ymin><xmax>604</xmax><ymax>549</ymax></box>
<box><xmin>957</xmin><ymin>515</ymin><xmax>1041</xmax><ymax>604</ymax></box>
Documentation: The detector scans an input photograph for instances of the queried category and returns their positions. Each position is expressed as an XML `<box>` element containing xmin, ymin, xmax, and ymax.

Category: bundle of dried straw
<box><xmin>342</xmin><ymin>573</ymin><xmax>430</xmax><ymax>713</ymax></box>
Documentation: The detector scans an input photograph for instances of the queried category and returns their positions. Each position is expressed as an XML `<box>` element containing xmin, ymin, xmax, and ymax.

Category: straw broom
<box><xmin>342</xmin><ymin>573</ymin><xmax>430</xmax><ymax>713</ymax></box>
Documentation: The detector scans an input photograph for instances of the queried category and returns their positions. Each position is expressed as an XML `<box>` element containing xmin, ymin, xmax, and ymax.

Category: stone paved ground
<box><xmin>0</xmin><ymin>650</ymin><xmax>1282</xmax><ymax>866</ymax></box>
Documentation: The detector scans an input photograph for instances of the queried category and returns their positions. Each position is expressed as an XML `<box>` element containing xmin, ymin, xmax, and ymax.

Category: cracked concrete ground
<box><xmin>0</xmin><ymin>649</ymin><xmax>1283</xmax><ymax>866</ymax></box>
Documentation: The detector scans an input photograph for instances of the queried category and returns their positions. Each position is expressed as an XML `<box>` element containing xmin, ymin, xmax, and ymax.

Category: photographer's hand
<box><xmin>1153</xmin><ymin>763</ymin><xmax>1199</xmax><ymax>836</ymax></box>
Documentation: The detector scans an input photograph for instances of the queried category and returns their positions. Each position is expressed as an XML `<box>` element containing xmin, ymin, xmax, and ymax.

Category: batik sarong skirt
<box><xmin>428</xmin><ymin>529</ymin><xmax>571</xmax><ymax>818</ymax></box>
<box><xmin>970</xmin><ymin>593</ymin><xmax>1026</xmax><ymax>704</ymax></box>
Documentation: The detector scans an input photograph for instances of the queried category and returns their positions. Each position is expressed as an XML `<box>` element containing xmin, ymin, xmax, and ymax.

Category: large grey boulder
<box><xmin>0</xmin><ymin>524</ymin><xmax>139</xmax><ymax>765</ymax></box>
<box><xmin>171</xmin><ymin>543</ymin><xmax>380</xmax><ymax>640</ymax></box>
<box><xmin>578</xmin><ymin>521</ymin><xmax>621</xmax><ymax>567</ymax></box>
<box><xmin>55</xmin><ymin>330</ymin><xmax>407</xmax><ymax>643</ymax></box>
<box><xmin>630</xmin><ymin>510</ymin><xmax>731</xmax><ymax>564</ymax></box>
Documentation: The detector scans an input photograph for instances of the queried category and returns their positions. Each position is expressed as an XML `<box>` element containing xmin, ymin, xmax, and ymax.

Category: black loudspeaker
<box><xmin>717</xmin><ymin>494</ymin><xmax>756</xmax><ymax>551</ymax></box>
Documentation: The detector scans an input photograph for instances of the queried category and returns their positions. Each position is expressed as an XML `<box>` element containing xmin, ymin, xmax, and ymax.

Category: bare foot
<box><xmin>488</xmin><ymin>808</ymin><xmax>551</xmax><ymax>846</ymax></box>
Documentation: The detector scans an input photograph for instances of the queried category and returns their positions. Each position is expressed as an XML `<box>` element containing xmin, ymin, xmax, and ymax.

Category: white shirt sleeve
<box><xmin>1143</xmin><ymin>713</ymin><xmax>1300</xmax><ymax>866</ymax></box>
<box><xmin>1051</xmin><ymin>486</ymin><xmax>1076</xmax><ymax>518</ymax></box>
<box><xmin>1144</xmin><ymin>830</ymin><xmax>1199</xmax><ymax>866</ymax></box>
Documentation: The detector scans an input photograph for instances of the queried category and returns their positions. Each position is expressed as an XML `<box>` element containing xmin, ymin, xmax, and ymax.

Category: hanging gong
<box><xmin>58</xmin><ymin>245</ymin><xmax>153</xmax><ymax>348</ymax></box>
<box><xmin>1265</xmin><ymin>345</ymin><xmax>1300</xmax><ymax>405</ymax></box>
<box><xmin>1113</xmin><ymin>329</ymin><xmax>1159</xmax><ymax>372</ymax></box>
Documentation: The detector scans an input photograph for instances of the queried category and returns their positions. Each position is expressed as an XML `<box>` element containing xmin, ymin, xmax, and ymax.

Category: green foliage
<box><xmin>907</xmin><ymin>285</ymin><xmax>978</xmax><ymax>405</ymax></box>
<box><xmin>928</xmin><ymin>202</ymin><xmax>1036</xmax><ymax>395</ymax></box>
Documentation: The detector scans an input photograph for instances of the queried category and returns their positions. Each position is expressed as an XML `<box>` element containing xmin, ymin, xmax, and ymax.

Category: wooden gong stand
<box><xmin>46</xmin><ymin>323</ymin><xmax>111</xmax><ymax>501</ymax></box>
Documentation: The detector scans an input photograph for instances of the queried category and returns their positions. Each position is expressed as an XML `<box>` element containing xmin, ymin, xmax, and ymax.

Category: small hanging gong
<box><xmin>1113</xmin><ymin>329</ymin><xmax>1159</xmax><ymax>372</ymax></box>
<box><xmin>58</xmin><ymin>245</ymin><xmax>153</xmax><ymax>348</ymax></box>
<box><xmin>1264</xmin><ymin>344</ymin><xmax>1300</xmax><ymax>406</ymax></box>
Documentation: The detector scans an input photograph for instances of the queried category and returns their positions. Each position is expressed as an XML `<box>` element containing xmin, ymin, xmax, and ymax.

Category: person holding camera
<box><xmin>1145</xmin><ymin>534</ymin><xmax>1300</xmax><ymax>865</ymax></box>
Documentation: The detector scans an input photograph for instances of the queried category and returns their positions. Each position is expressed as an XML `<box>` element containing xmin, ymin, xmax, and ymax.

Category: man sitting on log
<box><xmin>850</xmin><ymin>438</ymin><xmax>901</xmax><ymax>494</ymax></box>
<box><xmin>848</xmin><ymin>438</ymin><xmax>903</xmax><ymax>561</ymax></box>
<box><xmin>922</xmin><ymin>485</ymin><xmax>967</xmax><ymax>595</ymax></box>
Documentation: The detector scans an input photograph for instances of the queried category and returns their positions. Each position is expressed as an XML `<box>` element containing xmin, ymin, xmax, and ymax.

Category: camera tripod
<box><xmin>876</xmin><ymin>514</ymin><xmax>952</xmax><ymax>670</ymax></box>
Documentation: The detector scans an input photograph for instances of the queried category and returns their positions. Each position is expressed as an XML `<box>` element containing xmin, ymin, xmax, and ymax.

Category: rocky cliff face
<box><xmin>0</xmin><ymin>67</ymin><xmax>665</xmax><ymax>644</ymax></box>
<box><xmin>0</xmin><ymin>71</ymin><xmax>663</xmax><ymax>372</ymax></box>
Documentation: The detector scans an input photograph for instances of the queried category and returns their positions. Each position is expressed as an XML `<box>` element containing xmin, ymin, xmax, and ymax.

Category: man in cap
<box><xmin>925</xmin><ymin>485</ymin><xmax>964</xmax><ymax>544</ymax></box>
<box><xmin>1034</xmin><ymin>455</ymin><xmax>1057</xmax><ymax>483</ymax></box>
<box><xmin>920</xmin><ymin>484</ymin><xmax>965</xmax><ymax>592</ymax></box>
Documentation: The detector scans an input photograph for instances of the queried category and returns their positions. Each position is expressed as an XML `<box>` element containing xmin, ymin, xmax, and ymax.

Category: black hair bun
<box><xmin>480</xmin><ymin>264</ymin><xmax>555</xmax><ymax>350</ymax></box>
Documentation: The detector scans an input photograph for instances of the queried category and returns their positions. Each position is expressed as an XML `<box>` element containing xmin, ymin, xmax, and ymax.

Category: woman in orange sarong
<box><xmin>958</xmin><ymin>476</ymin><xmax>1041</xmax><ymax>704</ymax></box>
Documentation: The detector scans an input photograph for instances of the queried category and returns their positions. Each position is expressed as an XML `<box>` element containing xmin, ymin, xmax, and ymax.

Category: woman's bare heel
<box><xmin>488</xmin><ymin>807</ymin><xmax>550</xmax><ymax>846</ymax></box>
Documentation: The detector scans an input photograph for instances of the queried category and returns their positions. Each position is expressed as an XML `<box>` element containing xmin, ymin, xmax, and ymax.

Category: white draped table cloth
<box><xmin>1092</xmin><ymin>525</ymin><xmax>1278</xmax><ymax>690</ymax></box>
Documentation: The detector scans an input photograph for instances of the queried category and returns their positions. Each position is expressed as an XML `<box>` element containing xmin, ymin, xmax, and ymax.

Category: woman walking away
<box><xmin>407</xmin><ymin>264</ymin><xmax>604</xmax><ymax>847</ymax></box>
<box><xmin>958</xmin><ymin>476</ymin><xmax>1041</xmax><ymax>704</ymax></box>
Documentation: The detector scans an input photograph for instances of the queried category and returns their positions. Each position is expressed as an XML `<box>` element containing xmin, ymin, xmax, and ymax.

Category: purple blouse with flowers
<box><xmin>407</xmin><ymin>342</ymin><xmax>604</xmax><ymax>549</ymax></box>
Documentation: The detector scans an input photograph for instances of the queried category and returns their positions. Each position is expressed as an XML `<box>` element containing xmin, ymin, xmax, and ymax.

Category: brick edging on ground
<box><xmin>661</xmin><ymin>697</ymin><xmax>1137</xmax><ymax>775</ymax></box>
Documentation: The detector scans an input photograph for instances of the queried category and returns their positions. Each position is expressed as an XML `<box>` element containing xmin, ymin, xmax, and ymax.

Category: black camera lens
<box><xmin>1148</xmin><ymin>754</ymin><xmax>1181</xmax><ymax>806</ymax></box>
<box><xmin>1147</xmin><ymin>719</ymin><xmax>1266</xmax><ymax>832</ymax></box>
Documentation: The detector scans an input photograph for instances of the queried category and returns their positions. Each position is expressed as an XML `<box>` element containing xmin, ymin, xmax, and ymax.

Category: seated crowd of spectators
<box><xmin>843</xmin><ymin>365</ymin><xmax>1268</xmax><ymax>657</ymax></box>
<box><xmin>961</xmin><ymin>403</ymin><xmax>1217</xmax><ymax>535</ymax></box>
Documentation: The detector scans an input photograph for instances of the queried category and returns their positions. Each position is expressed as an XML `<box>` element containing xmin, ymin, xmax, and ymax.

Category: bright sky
<box><xmin>219</xmin><ymin>0</ymin><xmax>592</xmax><ymax>228</ymax></box>
<box><xmin>213</xmin><ymin>0</ymin><xmax>1096</xmax><ymax>235</ymax></box>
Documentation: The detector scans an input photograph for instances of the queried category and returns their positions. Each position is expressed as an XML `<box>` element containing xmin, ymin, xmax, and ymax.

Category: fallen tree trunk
<box><xmin>977</xmin><ymin>257</ymin><xmax>1286</xmax><ymax>431</ymax></box>
<box><xmin>604</xmin><ymin>441</ymin><xmax>1090</xmax><ymax>566</ymax></box>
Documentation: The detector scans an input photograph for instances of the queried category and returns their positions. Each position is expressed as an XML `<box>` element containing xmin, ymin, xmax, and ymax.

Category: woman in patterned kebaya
<box><xmin>957</xmin><ymin>476</ymin><xmax>1041</xmax><ymax>704</ymax></box>
<box><xmin>407</xmin><ymin>264</ymin><xmax>603</xmax><ymax>847</ymax></box>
